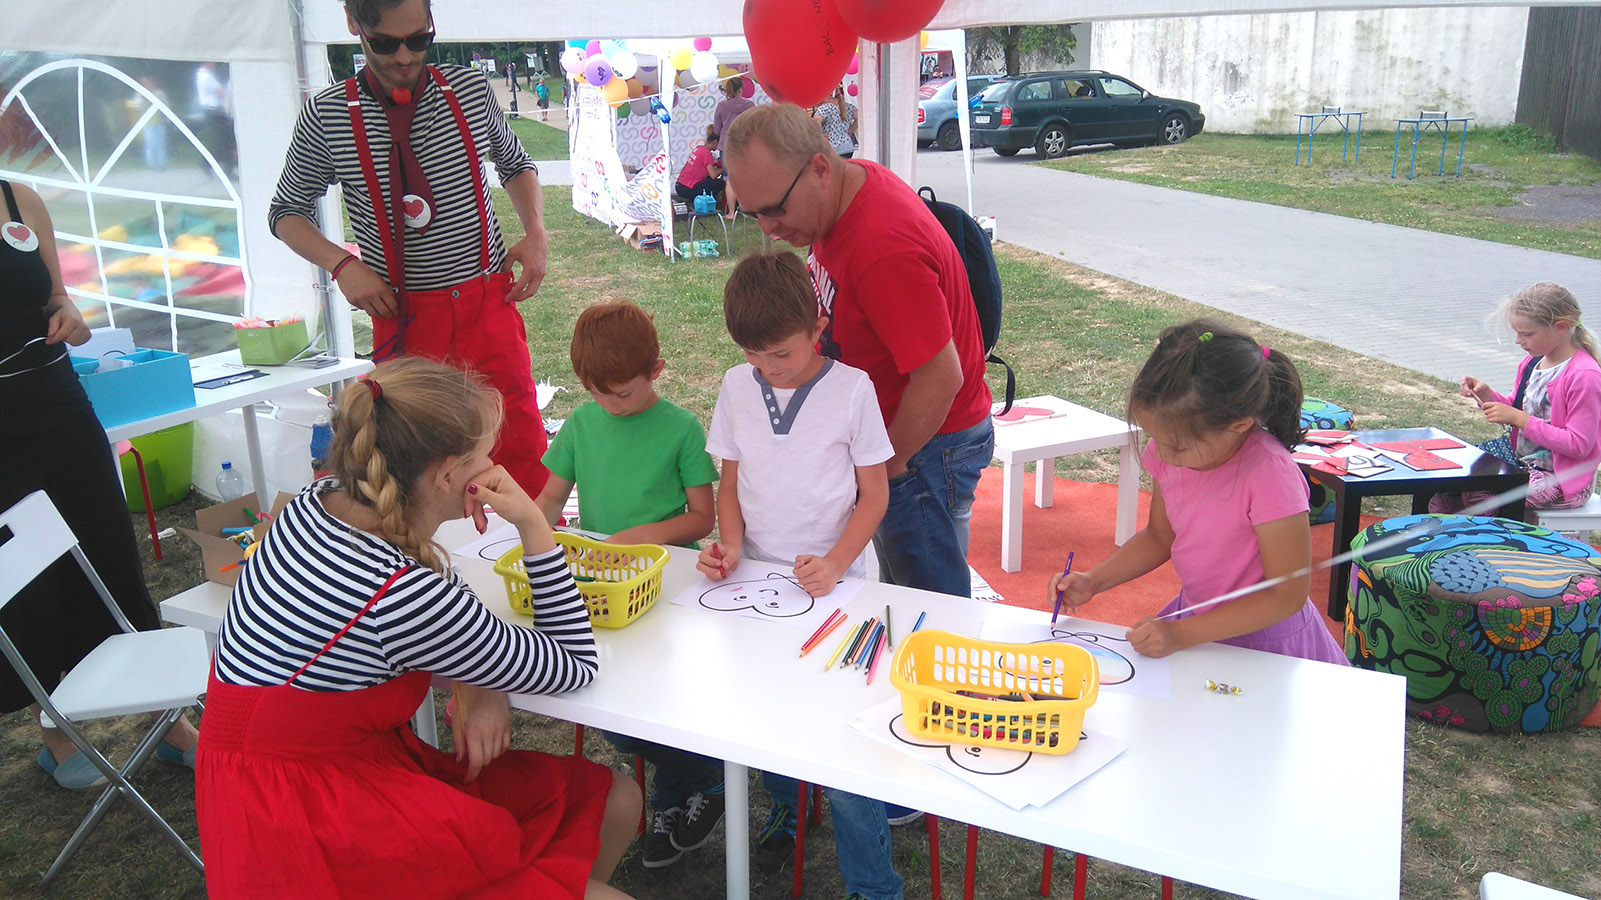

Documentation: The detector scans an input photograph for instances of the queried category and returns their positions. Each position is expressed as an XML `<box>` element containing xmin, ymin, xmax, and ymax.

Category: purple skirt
<box><xmin>1160</xmin><ymin>595</ymin><xmax>1350</xmax><ymax>666</ymax></box>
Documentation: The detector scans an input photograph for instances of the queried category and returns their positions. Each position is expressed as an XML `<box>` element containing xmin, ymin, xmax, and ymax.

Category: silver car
<box><xmin>917</xmin><ymin>75</ymin><xmax>1004</xmax><ymax>151</ymax></box>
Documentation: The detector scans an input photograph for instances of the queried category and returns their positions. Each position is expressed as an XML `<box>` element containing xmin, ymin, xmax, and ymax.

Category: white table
<box><xmin>164</xmin><ymin>517</ymin><xmax>1405</xmax><ymax>900</ymax></box>
<box><xmin>991</xmin><ymin>396</ymin><xmax>1143</xmax><ymax>573</ymax></box>
<box><xmin>105</xmin><ymin>350</ymin><xmax>373</xmax><ymax>502</ymax></box>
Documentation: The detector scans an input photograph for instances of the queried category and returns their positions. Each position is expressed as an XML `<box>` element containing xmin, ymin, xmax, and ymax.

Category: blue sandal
<box><xmin>155</xmin><ymin>743</ymin><xmax>197</xmax><ymax>769</ymax></box>
<box><xmin>37</xmin><ymin>747</ymin><xmax>109</xmax><ymax>791</ymax></box>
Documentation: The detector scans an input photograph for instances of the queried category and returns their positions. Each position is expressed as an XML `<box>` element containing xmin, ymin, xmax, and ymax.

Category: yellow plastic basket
<box><xmin>494</xmin><ymin>533</ymin><xmax>668</xmax><ymax>628</ymax></box>
<box><xmin>889</xmin><ymin>630</ymin><xmax>1100</xmax><ymax>755</ymax></box>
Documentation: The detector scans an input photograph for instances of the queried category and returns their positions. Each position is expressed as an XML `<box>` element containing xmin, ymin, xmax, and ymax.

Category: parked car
<box><xmin>916</xmin><ymin>74</ymin><xmax>1004</xmax><ymax>150</ymax></box>
<box><xmin>969</xmin><ymin>70</ymin><xmax>1205</xmax><ymax>159</ymax></box>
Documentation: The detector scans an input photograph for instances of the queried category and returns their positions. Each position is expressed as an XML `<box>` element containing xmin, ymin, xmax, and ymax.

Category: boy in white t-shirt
<box><xmin>697</xmin><ymin>250</ymin><xmax>892</xmax><ymax>594</ymax></box>
<box><xmin>696</xmin><ymin>252</ymin><xmax>904</xmax><ymax>889</ymax></box>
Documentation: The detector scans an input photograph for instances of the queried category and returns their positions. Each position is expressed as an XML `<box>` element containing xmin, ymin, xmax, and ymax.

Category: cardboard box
<box><xmin>179</xmin><ymin>491</ymin><xmax>294</xmax><ymax>586</ymax></box>
<box><xmin>70</xmin><ymin>348</ymin><xmax>196</xmax><ymax>429</ymax></box>
<box><xmin>619</xmin><ymin>220</ymin><xmax>663</xmax><ymax>251</ymax></box>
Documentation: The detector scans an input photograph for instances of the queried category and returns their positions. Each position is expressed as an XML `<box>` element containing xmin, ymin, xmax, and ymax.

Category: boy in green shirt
<box><xmin>534</xmin><ymin>300</ymin><xmax>723</xmax><ymax>867</ymax></box>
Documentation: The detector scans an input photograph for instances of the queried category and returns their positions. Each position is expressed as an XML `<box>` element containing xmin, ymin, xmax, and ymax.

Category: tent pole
<box><xmin>289</xmin><ymin>0</ymin><xmax>350</xmax><ymax>357</ymax></box>
<box><xmin>874</xmin><ymin>41</ymin><xmax>892</xmax><ymax>166</ymax></box>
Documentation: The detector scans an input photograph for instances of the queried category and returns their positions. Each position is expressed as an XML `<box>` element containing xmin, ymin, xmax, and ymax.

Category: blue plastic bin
<box><xmin>71</xmin><ymin>349</ymin><xmax>196</xmax><ymax>429</ymax></box>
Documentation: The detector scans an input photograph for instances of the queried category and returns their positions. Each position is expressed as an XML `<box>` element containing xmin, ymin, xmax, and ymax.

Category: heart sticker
<box><xmin>402</xmin><ymin>194</ymin><xmax>431</xmax><ymax>230</ymax></box>
<box><xmin>2</xmin><ymin>221</ymin><xmax>38</xmax><ymax>253</ymax></box>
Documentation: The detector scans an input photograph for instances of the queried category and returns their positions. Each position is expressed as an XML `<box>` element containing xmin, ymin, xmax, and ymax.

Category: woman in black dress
<box><xmin>0</xmin><ymin>180</ymin><xmax>199</xmax><ymax>789</ymax></box>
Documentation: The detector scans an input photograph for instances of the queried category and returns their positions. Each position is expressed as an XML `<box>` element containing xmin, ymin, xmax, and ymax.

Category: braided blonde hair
<box><xmin>327</xmin><ymin>358</ymin><xmax>503</xmax><ymax>572</ymax></box>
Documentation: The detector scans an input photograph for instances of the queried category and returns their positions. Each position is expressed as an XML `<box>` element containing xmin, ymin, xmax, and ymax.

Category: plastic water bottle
<box><xmin>216</xmin><ymin>461</ymin><xmax>245</xmax><ymax>501</ymax></box>
<box><xmin>309</xmin><ymin>406</ymin><xmax>333</xmax><ymax>479</ymax></box>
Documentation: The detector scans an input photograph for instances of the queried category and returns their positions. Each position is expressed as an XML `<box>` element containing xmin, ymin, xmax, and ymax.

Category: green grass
<box><xmin>2</xmin><ymin>182</ymin><xmax>1598</xmax><ymax>900</ymax></box>
<box><xmin>1035</xmin><ymin>125</ymin><xmax>1601</xmax><ymax>259</ymax></box>
<box><xmin>508</xmin><ymin>115</ymin><xmax>570</xmax><ymax>160</ymax></box>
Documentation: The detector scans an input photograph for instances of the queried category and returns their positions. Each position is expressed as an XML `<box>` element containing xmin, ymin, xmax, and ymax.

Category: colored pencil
<box><xmin>911</xmin><ymin>611</ymin><xmax>927</xmax><ymax>633</ymax></box>
<box><xmin>884</xmin><ymin>604</ymin><xmax>893</xmax><ymax>648</ymax></box>
<box><xmin>866</xmin><ymin>628</ymin><xmax>888</xmax><ymax>684</ymax></box>
<box><xmin>857</xmin><ymin>627</ymin><xmax>879</xmax><ymax>674</ymax></box>
<box><xmin>800</xmin><ymin>610</ymin><xmax>846</xmax><ymax>656</ymax></box>
<box><xmin>710</xmin><ymin>541</ymin><xmax>726</xmax><ymax>577</ymax></box>
<box><xmin>825</xmin><ymin>623</ymin><xmax>858</xmax><ymax>671</ymax></box>
<box><xmin>841</xmin><ymin>621</ymin><xmax>871</xmax><ymax>669</ymax></box>
<box><xmin>1051</xmin><ymin>552</ymin><xmax>1075</xmax><ymax>625</ymax></box>
<box><xmin>858</xmin><ymin>611</ymin><xmax>883</xmax><ymax>662</ymax></box>
<box><xmin>856</xmin><ymin>622</ymin><xmax>885</xmax><ymax>669</ymax></box>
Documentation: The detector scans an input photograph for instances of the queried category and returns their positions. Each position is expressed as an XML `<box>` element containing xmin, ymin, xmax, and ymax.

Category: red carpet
<box><xmin>965</xmin><ymin>467</ymin><xmax>1601</xmax><ymax>728</ymax></box>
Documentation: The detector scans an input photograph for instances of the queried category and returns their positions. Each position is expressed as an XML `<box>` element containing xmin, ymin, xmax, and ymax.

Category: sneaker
<box><xmin>756</xmin><ymin>801</ymin><xmax>797</xmax><ymax>854</ymax></box>
<box><xmin>886</xmin><ymin>804</ymin><xmax>923</xmax><ymax>827</ymax></box>
<box><xmin>671</xmin><ymin>789</ymin><xmax>726</xmax><ymax>852</ymax></box>
<box><xmin>641</xmin><ymin>807</ymin><xmax>684</xmax><ymax>868</ymax></box>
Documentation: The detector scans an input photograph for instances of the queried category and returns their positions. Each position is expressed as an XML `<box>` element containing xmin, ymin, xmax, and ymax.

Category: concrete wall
<box><xmin>1090</xmin><ymin>7</ymin><xmax>1528</xmax><ymax>133</ymax></box>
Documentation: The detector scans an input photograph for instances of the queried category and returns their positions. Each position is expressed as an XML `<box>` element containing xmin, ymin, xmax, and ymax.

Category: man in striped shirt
<box><xmin>269</xmin><ymin>0</ymin><xmax>553</xmax><ymax>493</ymax></box>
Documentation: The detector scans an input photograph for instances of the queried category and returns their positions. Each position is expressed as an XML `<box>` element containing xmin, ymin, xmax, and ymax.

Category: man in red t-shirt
<box><xmin>725</xmin><ymin>103</ymin><xmax>994</xmax><ymax>601</ymax></box>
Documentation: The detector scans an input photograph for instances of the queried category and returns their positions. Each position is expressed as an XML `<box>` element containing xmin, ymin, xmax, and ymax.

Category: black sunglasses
<box><xmin>359</xmin><ymin>14</ymin><xmax>435</xmax><ymax>55</ymax></box>
<box><xmin>748</xmin><ymin>160</ymin><xmax>812</xmax><ymax>219</ymax></box>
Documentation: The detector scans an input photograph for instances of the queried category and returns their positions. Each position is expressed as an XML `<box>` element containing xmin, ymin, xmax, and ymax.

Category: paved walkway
<box><xmin>914</xmin><ymin>149</ymin><xmax>1601</xmax><ymax>384</ymax></box>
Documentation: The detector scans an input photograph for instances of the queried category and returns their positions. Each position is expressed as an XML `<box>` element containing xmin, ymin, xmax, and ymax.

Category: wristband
<box><xmin>329</xmin><ymin>253</ymin><xmax>357</xmax><ymax>279</ymax></box>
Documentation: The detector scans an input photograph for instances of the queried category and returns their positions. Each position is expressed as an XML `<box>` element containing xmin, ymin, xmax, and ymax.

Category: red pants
<box><xmin>372</xmin><ymin>273</ymin><xmax>549</xmax><ymax>494</ymax></box>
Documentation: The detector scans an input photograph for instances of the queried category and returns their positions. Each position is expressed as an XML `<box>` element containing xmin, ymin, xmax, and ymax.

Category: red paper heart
<box><xmin>3</xmin><ymin>222</ymin><xmax>29</xmax><ymax>242</ymax></box>
<box><xmin>403</xmin><ymin>198</ymin><xmax>424</xmax><ymax>219</ymax></box>
<box><xmin>994</xmin><ymin>405</ymin><xmax>1055</xmax><ymax>422</ymax></box>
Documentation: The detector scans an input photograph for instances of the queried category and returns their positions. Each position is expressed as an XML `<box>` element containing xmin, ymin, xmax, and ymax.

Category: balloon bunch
<box><xmin>743</xmin><ymin>0</ymin><xmax>945</xmax><ymax>109</ymax></box>
<box><xmin>561</xmin><ymin>37</ymin><xmax>735</xmax><ymax>114</ymax></box>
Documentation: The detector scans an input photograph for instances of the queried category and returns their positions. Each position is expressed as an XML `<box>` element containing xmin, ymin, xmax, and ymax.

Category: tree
<box><xmin>967</xmin><ymin>24</ymin><xmax>1077</xmax><ymax>76</ymax></box>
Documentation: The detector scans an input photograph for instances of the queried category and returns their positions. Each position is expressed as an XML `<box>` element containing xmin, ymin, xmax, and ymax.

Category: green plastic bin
<box><xmin>119</xmin><ymin>422</ymin><xmax>195</xmax><ymax>512</ymax></box>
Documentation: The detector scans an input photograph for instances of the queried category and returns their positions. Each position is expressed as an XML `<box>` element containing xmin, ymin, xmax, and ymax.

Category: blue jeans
<box><xmin>763</xmin><ymin>775</ymin><xmax>905</xmax><ymax>900</ymax></box>
<box><xmin>874</xmin><ymin>418</ymin><xmax>994</xmax><ymax>597</ymax></box>
<box><xmin>602</xmin><ymin>731</ymin><xmax>721</xmax><ymax>809</ymax></box>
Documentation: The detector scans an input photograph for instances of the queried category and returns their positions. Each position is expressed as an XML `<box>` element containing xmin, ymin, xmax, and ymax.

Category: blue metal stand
<box><xmin>1295</xmin><ymin>107</ymin><xmax>1363</xmax><ymax>165</ymax></box>
<box><xmin>1391</xmin><ymin>111</ymin><xmax>1473</xmax><ymax>179</ymax></box>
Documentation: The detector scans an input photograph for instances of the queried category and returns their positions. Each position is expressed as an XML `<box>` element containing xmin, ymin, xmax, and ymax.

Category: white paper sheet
<box><xmin>851</xmin><ymin>696</ymin><xmax>1126</xmax><ymax>811</ymax></box>
<box><xmin>669</xmin><ymin>558</ymin><xmax>865</xmax><ymax>633</ymax></box>
<box><xmin>979</xmin><ymin>609</ymin><xmax>1173</xmax><ymax>699</ymax></box>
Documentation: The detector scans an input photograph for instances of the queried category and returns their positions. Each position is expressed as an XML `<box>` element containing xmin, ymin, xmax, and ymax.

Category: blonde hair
<box><xmin>327</xmin><ymin>358</ymin><xmax>503</xmax><ymax>572</ymax></box>
<box><xmin>1498</xmin><ymin>282</ymin><xmax>1596</xmax><ymax>359</ymax></box>
<box><xmin>724</xmin><ymin>102</ymin><xmax>834</xmax><ymax>170</ymax></box>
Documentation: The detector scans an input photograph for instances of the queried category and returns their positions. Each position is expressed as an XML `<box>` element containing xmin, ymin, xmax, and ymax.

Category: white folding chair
<box><xmin>0</xmin><ymin>490</ymin><xmax>209</xmax><ymax>885</ymax></box>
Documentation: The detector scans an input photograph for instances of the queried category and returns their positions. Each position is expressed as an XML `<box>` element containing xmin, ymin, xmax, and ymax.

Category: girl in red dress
<box><xmin>196</xmin><ymin>357</ymin><xmax>640</xmax><ymax>899</ymax></box>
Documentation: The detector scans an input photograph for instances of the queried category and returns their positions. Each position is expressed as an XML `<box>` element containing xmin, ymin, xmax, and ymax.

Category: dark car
<box><xmin>970</xmin><ymin>70</ymin><xmax>1205</xmax><ymax>159</ymax></box>
<box><xmin>916</xmin><ymin>74</ymin><xmax>1004</xmax><ymax>150</ymax></box>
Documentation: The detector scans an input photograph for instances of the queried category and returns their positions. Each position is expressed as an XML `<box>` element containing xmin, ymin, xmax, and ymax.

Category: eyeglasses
<box><xmin>358</xmin><ymin>14</ymin><xmax>436</xmax><ymax>55</ymax></box>
<box><xmin>748</xmin><ymin>160</ymin><xmax>812</xmax><ymax>219</ymax></box>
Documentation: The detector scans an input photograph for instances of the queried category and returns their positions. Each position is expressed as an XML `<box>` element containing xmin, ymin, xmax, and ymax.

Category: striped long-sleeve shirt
<box><xmin>213</xmin><ymin>481</ymin><xmax>596</xmax><ymax>693</ymax></box>
<box><xmin>268</xmin><ymin>63</ymin><xmax>537</xmax><ymax>291</ymax></box>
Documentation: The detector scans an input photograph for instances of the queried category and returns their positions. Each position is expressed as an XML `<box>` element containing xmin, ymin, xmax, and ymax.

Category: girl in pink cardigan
<box><xmin>1435</xmin><ymin>283</ymin><xmax>1601</xmax><ymax>516</ymax></box>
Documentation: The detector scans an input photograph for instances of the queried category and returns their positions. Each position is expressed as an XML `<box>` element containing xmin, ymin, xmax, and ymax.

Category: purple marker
<box><xmin>1051</xmin><ymin>552</ymin><xmax>1075</xmax><ymax>625</ymax></box>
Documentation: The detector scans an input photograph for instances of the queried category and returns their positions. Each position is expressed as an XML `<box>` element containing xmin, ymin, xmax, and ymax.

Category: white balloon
<box><xmin>611</xmin><ymin>50</ymin><xmax>639</xmax><ymax>80</ymax></box>
<box><xmin>560</xmin><ymin>47</ymin><xmax>585</xmax><ymax>75</ymax></box>
<box><xmin>689</xmin><ymin>51</ymin><xmax>719</xmax><ymax>85</ymax></box>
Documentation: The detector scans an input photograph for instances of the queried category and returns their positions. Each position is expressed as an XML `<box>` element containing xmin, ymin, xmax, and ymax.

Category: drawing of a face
<box><xmin>888</xmin><ymin>714</ymin><xmax>1031</xmax><ymax>775</ymax></box>
<box><xmin>699</xmin><ymin>572</ymin><xmax>816</xmax><ymax>618</ymax></box>
<box><xmin>1044</xmin><ymin>628</ymin><xmax>1136</xmax><ymax>685</ymax></box>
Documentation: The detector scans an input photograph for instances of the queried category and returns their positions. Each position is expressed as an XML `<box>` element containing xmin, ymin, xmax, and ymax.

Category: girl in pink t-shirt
<box><xmin>1049</xmin><ymin>320</ymin><xmax>1348</xmax><ymax>665</ymax></box>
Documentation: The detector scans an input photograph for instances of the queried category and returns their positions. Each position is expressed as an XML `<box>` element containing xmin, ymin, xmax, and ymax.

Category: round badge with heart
<box><xmin>402</xmin><ymin>194</ymin><xmax>431</xmax><ymax>230</ymax></box>
<box><xmin>2</xmin><ymin>221</ymin><xmax>39</xmax><ymax>253</ymax></box>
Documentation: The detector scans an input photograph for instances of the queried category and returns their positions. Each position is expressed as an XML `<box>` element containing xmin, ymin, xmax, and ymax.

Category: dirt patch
<box><xmin>1478</xmin><ymin>183</ymin><xmax>1601</xmax><ymax>226</ymax></box>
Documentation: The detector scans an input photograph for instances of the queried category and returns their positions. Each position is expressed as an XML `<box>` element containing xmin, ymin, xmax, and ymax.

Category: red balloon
<box><xmin>743</xmin><ymin>0</ymin><xmax>858</xmax><ymax>109</ymax></box>
<box><xmin>835</xmin><ymin>0</ymin><xmax>944</xmax><ymax>43</ymax></box>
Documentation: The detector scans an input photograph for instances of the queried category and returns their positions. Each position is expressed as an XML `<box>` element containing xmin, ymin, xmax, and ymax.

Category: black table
<box><xmin>1297</xmin><ymin>427</ymin><xmax>1527</xmax><ymax>620</ymax></box>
